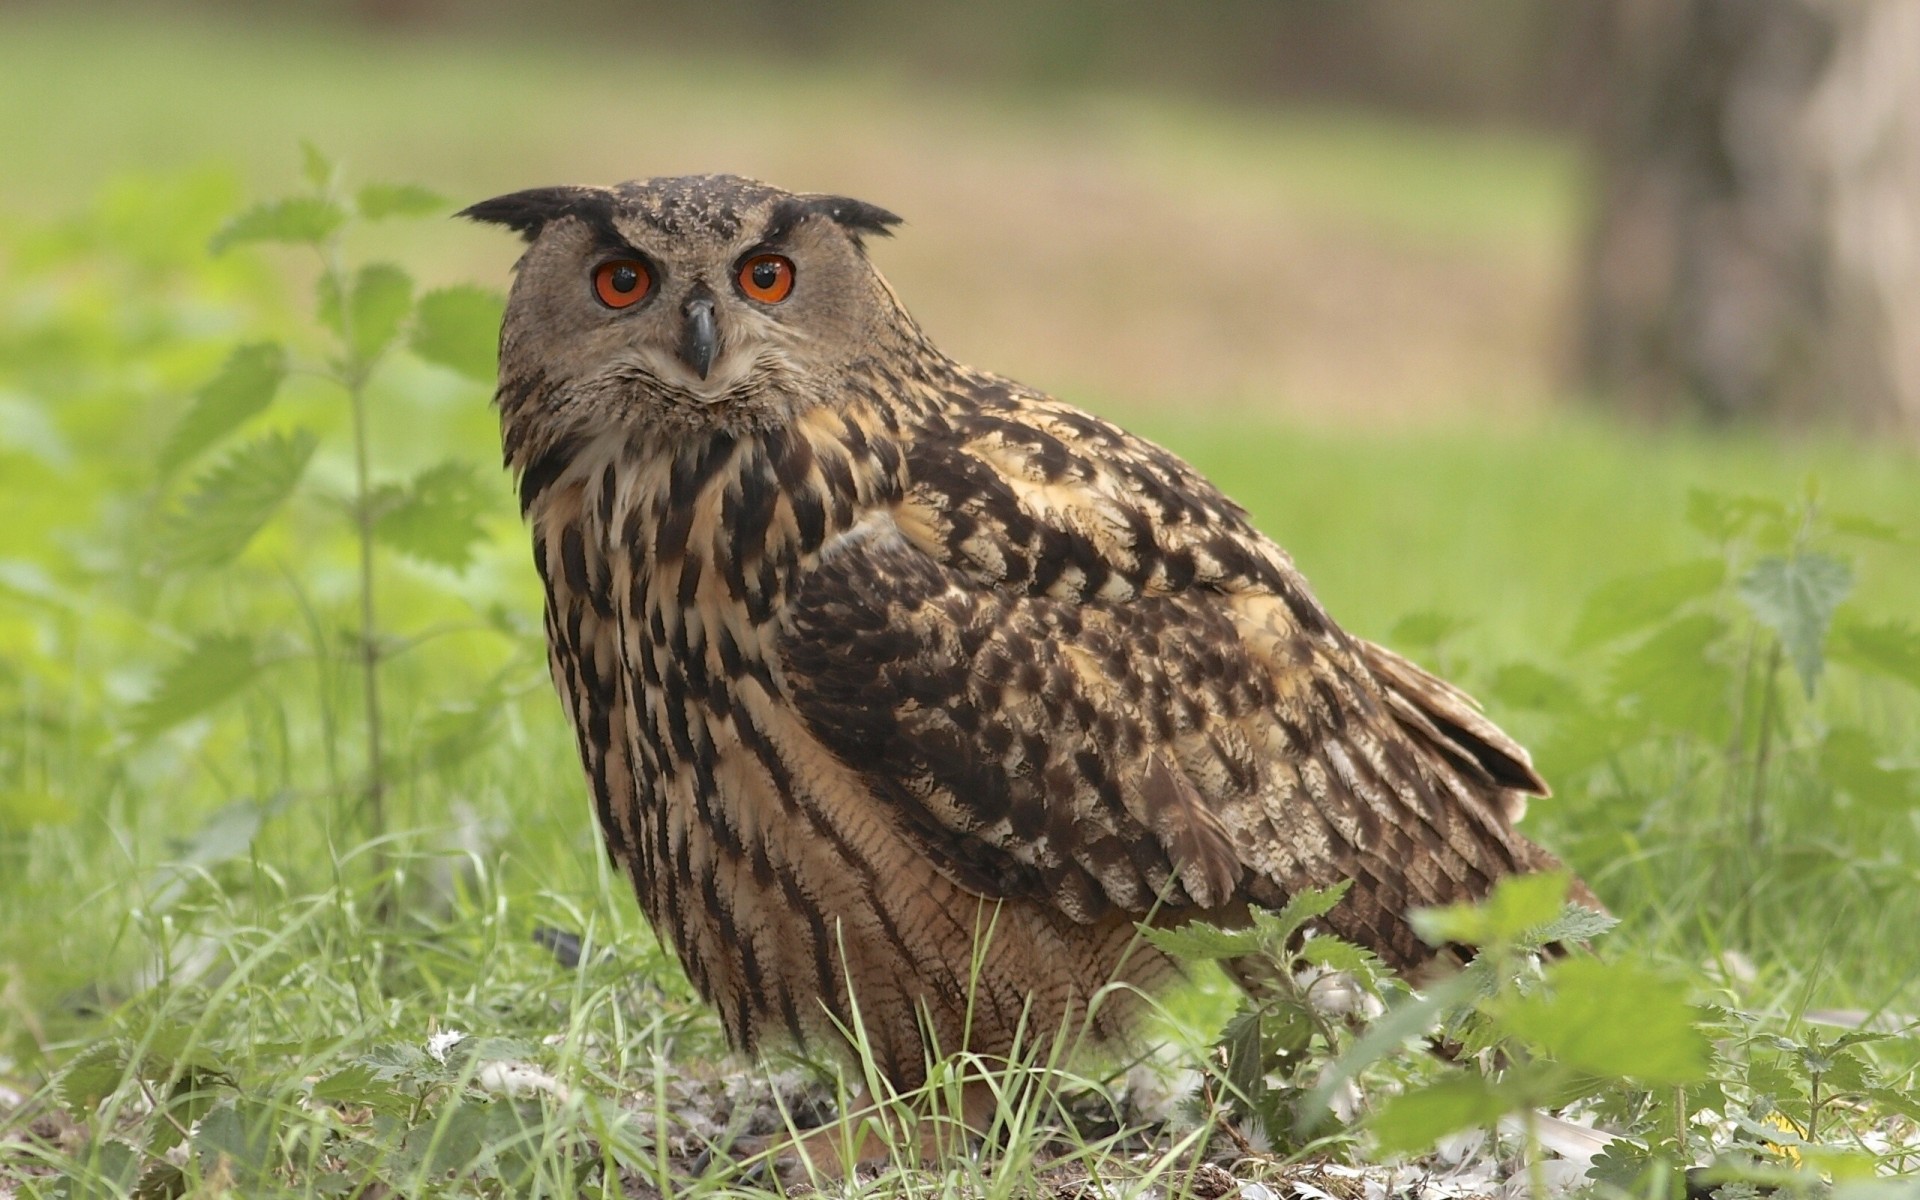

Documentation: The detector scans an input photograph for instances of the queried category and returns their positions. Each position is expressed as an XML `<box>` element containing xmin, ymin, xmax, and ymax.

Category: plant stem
<box><xmin>1746</xmin><ymin>639</ymin><xmax>1783</xmax><ymax>854</ymax></box>
<box><xmin>324</xmin><ymin>235</ymin><xmax>389</xmax><ymax>904</ymax></box>
<box><xmin>348</xmin><ymin>363</ymin><xmax>386</xmax><ymax>848</ymax></box>
<box><xmin>1521</xmin><ymin>1104</ymin><xmax>1547</xmax><ymax>1200</ymax></box>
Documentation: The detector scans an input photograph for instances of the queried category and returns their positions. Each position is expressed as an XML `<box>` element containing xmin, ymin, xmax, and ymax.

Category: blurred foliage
<box><xmin>160</xmin><ymin>0</ymin><xmax>1590</xmax><ymax>123</ymax></box>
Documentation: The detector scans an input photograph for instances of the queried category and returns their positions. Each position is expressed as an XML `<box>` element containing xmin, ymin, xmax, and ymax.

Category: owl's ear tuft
<box><xmin>804</xmin><ymin>195</ymin><xmax>902</xmax><ymax>244</ymax></box>
<box><xmin>459</xmin><ymin>187</ymin><xmax>611</xmax><ymax>243</ymax></box>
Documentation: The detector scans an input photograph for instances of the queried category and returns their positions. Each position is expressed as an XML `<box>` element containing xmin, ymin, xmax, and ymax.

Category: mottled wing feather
<box><xmin>782</xmin><ymin>377</ymin><xmax>1556</xmax><ymax>968</ymax></box>
<box><xmin>533</xmin><ymin>481</ymin><xmax>643</xmax><ymax>873</ymax></box>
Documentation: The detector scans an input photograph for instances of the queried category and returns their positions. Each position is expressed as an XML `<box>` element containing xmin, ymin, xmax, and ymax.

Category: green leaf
<box><xmin>1135</xmin><ymin>921</ymin><xmax>1265</xmax><ymax>961</ymax></box>
<box><xmin>149</xmin><ymin>798</ymin><xmax>269</xmax><ymax>911</ymax></box>
<box><xmin>1299</xmin><ymin>969</ymin><xmax>1481</xmax><ymax>1136</ymax></box>
<box><xmin>1370</xmin><ymin>1070</ymin><xmax>1513</xmax><ymax>1156</ymax></box>
<box><xmin>159</xmin><ymin>342</ymin><xmax>286</xmax><ymax>477</ymax></box>
<box><xmin>1830</xmin><ymin>616</ymin><xmax>1920</xmax><ymax>692</ymax></box>
<box><xmin>1529</xmin><ymin>901</ymin><xmax>1620</xmax><ymax>947</ymax></box>
<box><xmin>411</xmin><ymin>285</ymin><xmax>504</xmax><ymax>383</ymax></box>
<box><xmin>1259</xmin><ymin>880</ymin><xmax>1353</xmax><ymax>943</ymax></box>
<box><xmin>161</xmin><ymin>429</ymin><xmax>317</xmax><ymax>568</ymax></box>
<box><xmin>193</xmin><ymin>1097</ymin><xmax>280</xmax><ymax>1186</ymax></box>
<box><xmin>299</xmin><ymin>141</ymin><xmax>335</xmax><ymax>189</ymax></box>
<box><xmin>1685</xmin><ymin>489</ymin><xmax>1789</xmax><ymax>545</ymax></box>
<box><xmin>354</xmin><ymin>1041</ymin><xmax>433</xmax><ymax>1083</ymax></box>
<box><xmin>1219</xmin><ymin>1009</ymin><xmax>1267</xmax><ymax>1110</ymax></box>
<box><xmin>1820</xmin><ymin>728</ymin><xmax>1916</xmax><ymax>810</ymax></box>
<box><xmin>357</xmin><ymin>182</ymin><xmax>449</xmax><ymax>220</ymax></box>
<box><xmin>1498</xmin><ymin>958</ymin><xmax>1711</xmax><ymax>1085</ymax></box>
<box><xmin>309</xmin><ymin>1063</ymin><xmax>413</xmax><ymax>1118</ymax></box>
<box><xmin>320</xmin><ymin>262</ymin><xmax>414</xmax><ymax>365</ymax></box>
<box><xmin>1297</xmin><ymin>935</ymin><xmax>1382</xmax><ymax>977</ymax></box>
<box><xmin>1865</xmin><ymin>1085</ymin><xmax>1920</xmax><ymax>1125</ymax></box>
<box><xmin>1487</xmin><ymin>662</ymin><xmax>1582</xmax><ymax>714</ymax></box>
<box><xmin>58</xmin><ymin>1039</ymin><xmax>132</xmax><ymax>1116</ymax></box>
<box><xmin>1829</xmin><ymin>512</ymin><xmax>1906</xmax><ymax>544</ymax></box>
<box><xmin>1411</xmin><ymin>870</ymin><xmax>1569</xmax><ymax>949</ymax></box>
<box><xmin>1608</xmin><ymin>612</ymin><xmax>1733</xmax><ymax>739</ymax></box>
<box><xmin>210</xmin><ymin>196</ymin><xmax>348</xmax><ymax>253</ymax></box>
<box><xmin>371</xmin><ymin>460</ymin><xmax>492</xmax><ymax>569</ymax></box>
<box><xmin>1738</xmin><ymin>552</ymin><xmax>1854</xmax><ymax>697</ymax></box>
<box><xmin>130</xmin><ymin>635</ymin><xmax>261</xmax><ymax>737</ymax></box>
<box><xmin>1569</xmin><ymin>559</ymin><xmax>1725</xmax><ymax>650</ymax></box>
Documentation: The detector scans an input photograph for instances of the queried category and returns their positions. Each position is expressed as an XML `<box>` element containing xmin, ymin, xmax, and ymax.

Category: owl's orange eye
<box><xmin>737</xmin><ymin>254</ymin><xmax>795</xmax><ymax>304</ymax></box>
<box><xmin>593</xmin><ymin>259</ymin><xmax>651</xmax><ymax>309</ymax></box>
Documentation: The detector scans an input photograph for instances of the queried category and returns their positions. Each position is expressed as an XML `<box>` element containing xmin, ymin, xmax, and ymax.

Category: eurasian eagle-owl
<box><xmin>463</xmin><ymin>173</ymin><xmax>1588</xmax><ymax>1100</ymax></box>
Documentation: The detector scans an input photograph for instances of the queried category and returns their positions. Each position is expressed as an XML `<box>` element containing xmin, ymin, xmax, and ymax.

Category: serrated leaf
<box><xmin>355</xmin><ymin>1041</ymin><xmax>432</xmax><ymax>1083</ymax></box>
<box><xmin>1370</xmin><ymin>1070</ymin><xmax>1514</xmax><ymax>1156</ymax></box>
<box><xmin>159</xmin><ymin>343</ymin><xmax>286</xmax><ymax>477</ymax></box>
<box><xmin>1570</xmin><ymin>559</ymin><xmax>1725</xmax><ymax>650</ymax></box>
<box><xmin>1487</xmin><ymin>662</ymin><xmax>1582</xmax><ymax>714</ymax></box>
<box><xmin>310</xmin><ymin>1063</ymin><xmax>413</xmax><ymax>1117</ymax></box>
<box><xmin>1830</xmin><ymin>616</ymin><xmax>1920</xmax><ymax>692</ymax></box>
<box><xmin>162</xmin><ymin>429</ymin><xmax>317</xmax><ymax>568</ymax></box>
<box><xmin>1585</xmin><ymin>1137</ymin><xmax>1657</xmax><ymax>1190</ymax></box>
<box><xmin>1297</xmin><ymin>935</ymin><xmax>1381</xmax><ymax>977</ymax></box>
<box><xmin>210</xmin><ymin>196</ymin><xmax>348</xmax><ymax>253</ymax></box>
<box><xmin>326</xmin><ymin>257</ymin><xmax>412</xmax><ymax>360</ymax></box>
<box><xmin>1135</xmin><ymin>921</ymin><xmax>1266</xmax><ymax>961</ymax></box>
<box><xmin>1738</xmin><ymin>552</ymin><xmax>1854</xmax><ymax>697</ymax></box>
<box><xmin>1219</xmin><ymin>1009</ymin><xmax>1267</xmax><ymax>1110</ymax></box>
<box><xmin>1820</xmin><ymin>728</ymin><xmax>1916</xmax><ymax>810</ymax></box>
<box><xmin>1498</xmin><ymin>958</ymin><xmax>1711</xmax><ymax>1085</ymax></box>
<box><xmin>411</xmin><ymin>285</ymin><xmax>504</xmax><ymax>383</ymax></box>
<box><xmin>1257</xmin><ymin>879</ymin><xmax>1353</xmax><ymax>944</ymax></box>
<box><xmin>130</xmin><ymin>635</ymin><xmax>261</xmax><ymax>736</ymax></box>
<box><xmin>1865</xmin><ymin>1085</ymin><xmax>1920</xmax><ymax>1124</ymax></box>
<box><xmin>1609</xmin><ymin>612</ymin><xmax>1733</xmax><ymax>739</ymax></box>
<box><xmin>1411</xmin><ymin>870</ymin><xmax>1569</xmax><ymax>949</ymax></box>
<box><xmin>357</xmin><ymin>182</ymin><xmax>449</xmax><ymax>220</ymax></box>
<box><xmin>1529</xmin><ymin>901</ymin><xmax>1620</xmax><ymax>947</ymax></box>
<box><xmin>299</xmin><ymin>141</ymin><xmax>335</xmax><ymax>189</ymax></box>
<box><xmin>58</xmin><ymin>1039</ymin><xmax>132</xmax><ymax>1116</ymax></box>
<box><xmin>371</xmin><ymin>460</ymin><xmax>490</xmax><ymax>569</ymax></box>
<box><xmin>193</xmin><ymin>1097</ymin><xmax>280</xmax><ymax>1186</ymax></box>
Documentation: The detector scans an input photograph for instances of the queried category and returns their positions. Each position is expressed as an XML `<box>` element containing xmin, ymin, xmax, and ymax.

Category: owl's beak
<box><xmin>678</xmin><ymin>291</ymin><xmax>717</xmax><ymax>380</ymax></box>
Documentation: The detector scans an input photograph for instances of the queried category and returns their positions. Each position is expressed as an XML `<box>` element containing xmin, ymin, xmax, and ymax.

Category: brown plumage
<box><xmin>464</xmin><ymin>175</ymin><xmax>1590</xmax><ymax>1093</ymax></box>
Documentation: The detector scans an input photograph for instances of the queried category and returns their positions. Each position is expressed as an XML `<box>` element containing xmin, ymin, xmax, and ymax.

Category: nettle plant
<box><xmin>1499</xmin><ymin>487</ymin><xmax>1920</xmax><ymax>878</ymax></box>
<box><xmin>1149</xmin><ymin>487</ymin><xmax>1920</xmax><ymax>1195</ymax></box>
<box><xmin>132</xmin><ymin>145</ymin><xmax>523</xmax><ymax>882</ymax></box>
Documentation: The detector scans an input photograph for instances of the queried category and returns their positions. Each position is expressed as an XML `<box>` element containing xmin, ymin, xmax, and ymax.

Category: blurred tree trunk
<box><xmin>1578</xmin><ymin>0</ymin><xmax>1920</xmax><ymax>438</ymax></box>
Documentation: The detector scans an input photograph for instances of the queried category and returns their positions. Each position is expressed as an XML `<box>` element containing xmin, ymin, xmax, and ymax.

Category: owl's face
<box><xmin>466</xmin><ymin>175</ymin><xmax>906</xmax><ymax>442</ymax></box>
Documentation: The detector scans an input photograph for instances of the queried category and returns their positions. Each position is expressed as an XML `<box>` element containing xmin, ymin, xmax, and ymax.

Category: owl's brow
<box><xmin>586</xmin><ymin>227</ymin><xmax>652</xmax><ymax>264</ymax></box>
<box><xmin>750</xmin><ymin>199</ymin><xmax>813</xmax><ymax>252</ymax></box>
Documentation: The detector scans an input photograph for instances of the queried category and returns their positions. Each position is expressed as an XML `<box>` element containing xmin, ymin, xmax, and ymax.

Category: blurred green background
<box><xmin>3</xmin><ymin>0</ymin><xmax>1918</xmax><ymax>1088</ymax></box>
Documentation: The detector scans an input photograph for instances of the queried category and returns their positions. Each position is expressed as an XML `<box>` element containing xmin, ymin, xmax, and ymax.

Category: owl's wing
<box><xmin>532</xmin><ymin>480</ymin><xmax>647</xmax><ymax>885</ymax></box>
<box><xmin>781</xmin><ymin>382</ymin><xmax>1553</xmax><ymax>968</ymax></box>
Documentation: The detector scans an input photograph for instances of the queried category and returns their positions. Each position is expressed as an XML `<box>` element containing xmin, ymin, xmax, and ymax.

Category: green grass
<box><xmin>3</xmin><ymin>10</ymin><xmax>1919</xmax><ymax>1196</ymax></box>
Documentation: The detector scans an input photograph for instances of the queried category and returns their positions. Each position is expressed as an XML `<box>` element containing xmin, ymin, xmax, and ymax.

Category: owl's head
<box><xmin>463</xmin><ymin>174</ymin><xmax>910</xmax><ymax>449</ymax></box>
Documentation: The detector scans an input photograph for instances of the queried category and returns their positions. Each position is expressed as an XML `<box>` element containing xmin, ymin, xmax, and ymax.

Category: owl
<box><xmin>463</xmin><ymin>174</ymin><xmax>1590</xmax><ymax>1151</ymax></box>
